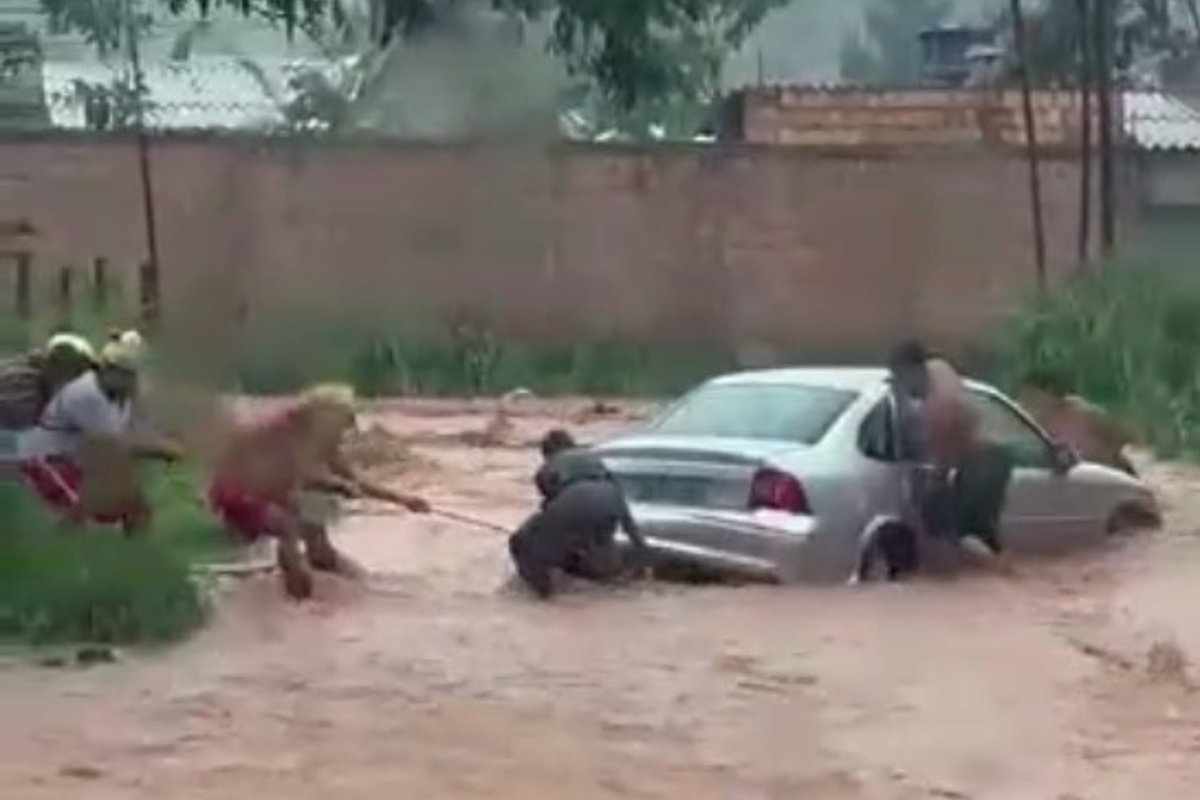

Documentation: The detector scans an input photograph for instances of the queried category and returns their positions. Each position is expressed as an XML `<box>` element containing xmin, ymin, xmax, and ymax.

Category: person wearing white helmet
<box><xmin>17</xmin><ymin>330</ymin><xmax>180</xmax><ymax>533</ymax></box>
<box><xmin>0</xmin><ymin>331</ymin><xmax>97</xmax><ymax>432</ymax></box>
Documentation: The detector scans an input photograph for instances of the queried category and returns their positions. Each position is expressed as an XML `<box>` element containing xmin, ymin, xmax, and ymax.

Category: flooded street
<box><xmin>3</xmin><ymin>399</ymin><xmax>1200</xmax><ymax>799</ymax></box>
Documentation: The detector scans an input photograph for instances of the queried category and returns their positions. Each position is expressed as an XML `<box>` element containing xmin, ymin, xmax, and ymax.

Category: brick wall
<box><xmin>732</xmin><ymin>87</ymin><xmax>1110</xmax><ymax>150</ymax></box>
<box><xmin>0</xmin><ymin>135</ymin><xmax>1084</xmax><ymax>359</ymax></box>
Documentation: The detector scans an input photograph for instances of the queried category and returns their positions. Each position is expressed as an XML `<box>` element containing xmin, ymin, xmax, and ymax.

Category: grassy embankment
<box><xmin>1000</xmin><ymin>262</ymin><xmax>1200</xmax><ymax>459</ymax></box>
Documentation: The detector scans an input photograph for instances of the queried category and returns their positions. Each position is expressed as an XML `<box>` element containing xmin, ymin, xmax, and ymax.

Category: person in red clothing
<box><xmin>208</xmin><ymin>383</ymin><xmax>430</xmax><ymax>599</ymax></box>
<box><xmin>17</xmin><ymin>333</ymin><xmax>180</xmax><ymax>533</ymax></box>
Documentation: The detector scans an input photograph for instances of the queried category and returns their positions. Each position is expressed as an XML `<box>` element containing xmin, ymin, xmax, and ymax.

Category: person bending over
<box><xmin>509</xmin><ymin>428</ymin><xmax>649</xmax><ymax>599</ymax></box>
<box><xmin>209</xmin><ymin>384</ymin><xmax>430</xmax><ymax>599</ymax></box>
<box><xmin>17</xmin><ymin>334</ymin><xmax>179</xmax><ymax>533</ymax></box>
<box><xmin>886</xmin><ymin>340</ymin><xmax>1015</xmax><ymax>574</ymax></box>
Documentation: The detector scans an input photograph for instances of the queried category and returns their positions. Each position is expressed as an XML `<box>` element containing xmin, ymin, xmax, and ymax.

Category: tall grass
<box><xmin>232</xmin><ymin>320</ymin><xmax>731</xmax><ymax>398</ymax></box>
<box><xmin>0</xmin><ymin>475</ymin><xmax>211</xmax><ymax>647</ymax></box>
<box><xmin>1002</xmin><ymin>262</ymin><xmax>1200</xmax><ymax>458</ymax></box>
<box><xmin>0</xmin><ymin>283</ymin><xmax>219</xmax><ymax>647</ymax></box>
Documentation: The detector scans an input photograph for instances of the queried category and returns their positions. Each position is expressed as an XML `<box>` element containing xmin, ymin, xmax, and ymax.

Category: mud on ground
<box><xmin>2</xmin><ymin>399</ymin><xmax>1200</xmax><ymax>800</ymax></box>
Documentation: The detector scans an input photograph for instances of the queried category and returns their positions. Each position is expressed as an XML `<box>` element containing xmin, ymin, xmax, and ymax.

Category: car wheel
<box><xmin>855</xmin><ymin>524</ymin><xmax>917</xmax><ymax>582</ymax></box>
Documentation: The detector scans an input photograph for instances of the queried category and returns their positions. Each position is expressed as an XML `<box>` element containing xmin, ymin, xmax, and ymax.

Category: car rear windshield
<box><xmin>650</xmin><ymin>382</ymin><xmax>856</xmax><ymax>444</ymax></box>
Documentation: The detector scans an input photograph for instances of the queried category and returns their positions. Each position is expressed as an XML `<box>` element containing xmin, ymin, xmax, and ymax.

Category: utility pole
<box><xmin>1010</xmin><ymin>0</ymin><xmax>1047</xmax><ymax>288</ymax></box>
<box><xmin>1077</xmin><ymin>0</ymin><xmax>1093</xmax><ymax>264</ymax></box>
<box><xmin>123</xmin><ymin>0</ymin><xmax>161</xmax><ymax>325</ymax></box>
<box><xmin>1095</xmin><ymin>0</ymin><xmax>1116</xmax><ymax>256</ymax></box>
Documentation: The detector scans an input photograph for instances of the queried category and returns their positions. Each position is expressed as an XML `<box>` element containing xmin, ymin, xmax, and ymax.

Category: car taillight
<box><xmin>748</xmin><ymin>467</ymin><xmax>810</xmax><ymax>514</ymax></box>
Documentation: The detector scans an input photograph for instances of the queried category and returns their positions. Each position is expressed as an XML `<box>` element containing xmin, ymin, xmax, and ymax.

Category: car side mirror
<box><xmin>1050</xmin><ymin>441</ymin><xmax>1078</xmax><ymax>475</ymax></box>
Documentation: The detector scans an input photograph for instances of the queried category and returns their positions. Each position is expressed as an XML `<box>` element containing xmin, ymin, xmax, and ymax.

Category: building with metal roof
<box><xmin>41</xmin><ymin>55</ymin><xmax>352</xmax><ymax>131</ymax></box>
<box><xmin>1123</xmin><ymin>90</ymin><xmax>1200</xmax><ymax>152</ymax></box>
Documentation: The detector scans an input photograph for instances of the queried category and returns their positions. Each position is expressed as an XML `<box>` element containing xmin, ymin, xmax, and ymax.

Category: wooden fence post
<box><xmin>57</xmin><ymin>264</ymin><xmax>73</xmax><ymax>321</ymax></box>
<box><xmin>139</xmin><ymin>260</ymin><xmax>159</xmax><ymax>328</ymax></box>
<box><xmin>92</xmin><ymin>257</ymin><xmax>109</xmax><ymax>311</ymax></box>
<box><xmin>14</xmin><ymin>252</ymin><xmax>31</xmax><ymax>320</ymax></box>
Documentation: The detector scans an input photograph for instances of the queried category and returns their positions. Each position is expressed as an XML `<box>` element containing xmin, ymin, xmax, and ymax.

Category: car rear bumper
<box><xmin>617</xmin><ymin>502</ymin><xmax>820</xmax><ymax>581</ymax></box>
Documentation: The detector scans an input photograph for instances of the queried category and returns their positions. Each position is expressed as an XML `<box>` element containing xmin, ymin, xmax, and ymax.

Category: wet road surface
<box><xmin>2</xmin><ymin>399</ymin><xmax>1199</xmax><ymax>800</ymax></box>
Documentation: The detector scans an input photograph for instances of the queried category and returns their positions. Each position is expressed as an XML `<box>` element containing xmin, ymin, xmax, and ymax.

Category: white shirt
<box><xmin>18</xmin><ymin>371</ymin><xmax>132</xmax><ymax>460</ymax></box>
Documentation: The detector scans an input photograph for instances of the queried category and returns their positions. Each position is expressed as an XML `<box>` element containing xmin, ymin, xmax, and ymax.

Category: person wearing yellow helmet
<box><xmin>16</xmin><ymin>328</ymin><xmax>180</xmax><ymax>533</ymax></box>
<box><xmin>208</xmin><ymin>383</ymin><xmax>430</xmax><ymax>599</ymax></box>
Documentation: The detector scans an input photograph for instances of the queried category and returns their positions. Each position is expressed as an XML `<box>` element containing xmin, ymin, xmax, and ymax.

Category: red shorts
<box><xmin>19</xmin><ymin>455</ymin><xmax>147</xmax><ymax>531</ymax></box>
<box><xmin>208</xmin><ymin>477</ymin><xmax>291</xmax><ymax>543</ymax></box>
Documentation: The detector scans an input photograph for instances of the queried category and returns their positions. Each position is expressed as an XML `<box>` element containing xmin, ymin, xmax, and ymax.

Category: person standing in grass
<box><xmin>16</xmin><ymin>333</ymin><xmax>181</xmax><ymax>533</ymax></box>
<box><xmin>208</xmin><ymin>383</ymin><xmax>431</xmax><ymax>600</ymax></box>
<box><xmin>1019</xmin><ymin>366</ymin><xmax>1136</xmax><ymax>476</ymax></box>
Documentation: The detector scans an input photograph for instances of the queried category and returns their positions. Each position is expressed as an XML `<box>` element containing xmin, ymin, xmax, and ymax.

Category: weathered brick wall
<box><xmin>0</xmin><ymin>135</ymin><xmax>1083</xmax><ymax>358</ymax></box>
<box><xmin>735</xmin><ymin>87</ymin><xmax>1108</xmax><ymax>149</ymax></box>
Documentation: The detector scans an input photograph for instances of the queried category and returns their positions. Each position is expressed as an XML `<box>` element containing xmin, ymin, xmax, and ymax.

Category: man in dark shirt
<box><xmin>509</xmin><ymin>428</ymin><xmax>649</xmax><ymax>599</ymax></box>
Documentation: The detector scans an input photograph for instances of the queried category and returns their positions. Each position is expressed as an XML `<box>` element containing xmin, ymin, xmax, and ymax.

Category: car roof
<box><xmin>707</xmin><ymin>367</ymin><xmax>891</xmax><ymax>393</ymax></box>
<box><xmin>707</xmin><ymin>366</ymin><xmax>997</xmax><ymax>397</ymax></box>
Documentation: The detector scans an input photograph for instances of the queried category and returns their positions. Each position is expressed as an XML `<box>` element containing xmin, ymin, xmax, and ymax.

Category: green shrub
<box><xmin>232</xmin><ymin>319</ymin><xmax>731</xmax><ymax>398</ymax></box>
<box><xmin>143</xmin><ymin>464</ymin><xmax>237</xmax><ymax>566</ymax></box>
<box><xmin>0</xmin><ymin>468</ymin><xmax>219</xmax><ymax>648</ymax></box>
<box><xmin>1002</xmin><ymin>262</ymin><xmax>1200</xmax><ymax>458</ymax></box>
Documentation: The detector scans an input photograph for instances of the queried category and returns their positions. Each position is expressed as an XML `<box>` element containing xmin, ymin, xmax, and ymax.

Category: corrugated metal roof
<box><xmin>1123</xmin><ymin>90</ymin><xmax>1200</xmax><ymax>152</ymax></box>
<box><xmin>42</xmin><ymin>56</ymin><xmax>347</xmax><ymax>130</ymax></box>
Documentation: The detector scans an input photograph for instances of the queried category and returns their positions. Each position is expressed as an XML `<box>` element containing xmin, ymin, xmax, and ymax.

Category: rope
<box><xmin>343</xmin><ymin>501</ymin><xmax>511</xmax><ymax>535</ymax></box>
<box><xmin>428</xmin><ymin>507</ymin><xmax>510</xmax><ymax>535</ymax></box>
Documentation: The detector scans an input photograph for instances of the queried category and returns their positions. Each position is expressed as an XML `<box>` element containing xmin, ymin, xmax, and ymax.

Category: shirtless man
<box><xmin>208</xmin><ymin>383</ymin><xmax>430</xmax><ymax>599</ymax></box>
<box><xmin>1019</xmin><ymin>367</ymin><xmax>1136</xmax><ymax>475</ymax></box>
<box><xmin>17</xmin><ymin>334</ymin><xmax>180</xmax><ymax>532</ymax></box>
<box><xmin>887</xmin><ymin>340</ymin><xmax>1014</xmax><ymax>572</ymax></box>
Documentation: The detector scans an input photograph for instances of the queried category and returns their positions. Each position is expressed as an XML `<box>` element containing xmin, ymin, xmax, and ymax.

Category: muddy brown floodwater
<box><xmin>3</xmin><ymin>398</ymin><xmax>1200</xmax><ymax>800</ymax></box>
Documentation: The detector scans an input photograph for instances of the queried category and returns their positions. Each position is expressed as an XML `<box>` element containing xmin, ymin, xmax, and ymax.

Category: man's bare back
<box><xmin>209</xmin><ymin>385</ymin><xmax>429</xmax><ymax>599</ymax></box>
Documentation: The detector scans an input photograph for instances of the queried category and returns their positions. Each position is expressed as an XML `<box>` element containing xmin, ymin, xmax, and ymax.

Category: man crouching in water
<box><xmin>508</xmin><ymin>429</ymin><xmax>650</xmax><ymax>599</ymax></box>
<box><xmin>208</xmin><ymin>384</ymin><xmax>431</xmax><ymax>599</ymax></box>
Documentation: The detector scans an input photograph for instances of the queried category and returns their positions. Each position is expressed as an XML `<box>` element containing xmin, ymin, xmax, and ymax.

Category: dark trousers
<box><xmin>508</xmin><ymin>480</ymin><xmax>626</xmax><ymax>599</ymax></box>
<box><xmin>919</xmin><ymin>443</ymin><xmax>1015</xmax><ymax>555</ymax></box>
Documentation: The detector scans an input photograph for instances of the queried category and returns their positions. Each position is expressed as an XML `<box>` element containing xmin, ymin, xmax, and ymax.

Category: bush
<box><xmin>1002</xmin><ymin>263</ymin><xmax>1200</xmax><ymax>458</ymax></box>
<box><xmin>0</xmin><ymin>467</ymin><xmax>221</xmax><ymax>647</ymax></box>
<box><xmin>232</xmin><ymin>319</ymin><xmax>731</xmax><ymax>398</ymax></box>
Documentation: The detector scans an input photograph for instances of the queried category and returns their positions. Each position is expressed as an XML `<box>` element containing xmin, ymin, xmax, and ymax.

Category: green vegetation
<box><xmin>42</xmin><ymin>0</ymin><xmax>786</xmax><ymax>120</ymax></box>
<box><xmin>1001</xmin><ymin>263</ymin><xmax>1200</xmax><ymax>458</ymax></box>
<box><xmin>0</xmin><ymin>470</ymin><xmax>214</xmax><ymax>647</ymax></box>
<box><xmin>233</xmin><ymin>320</ymin><xmax>732</xmax><ymax>398</ymax></box>
<box><xmin>2</xmin><ymin>281</ymin><xmax>228</xmax><ymax>647</ymax></box>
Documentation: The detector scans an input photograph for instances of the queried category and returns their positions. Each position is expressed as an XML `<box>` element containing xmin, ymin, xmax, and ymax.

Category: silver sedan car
<box><xmin>593</xmin><ymin>367</ymin><xmax>1159</xmax><ymax>583</ymax></box>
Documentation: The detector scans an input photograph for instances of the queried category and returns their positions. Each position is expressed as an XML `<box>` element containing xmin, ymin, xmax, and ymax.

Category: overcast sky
<box><xmin>727</xmin><ymin>0</ymin><xmax>1006</xmax><ymax>86</ymax></box>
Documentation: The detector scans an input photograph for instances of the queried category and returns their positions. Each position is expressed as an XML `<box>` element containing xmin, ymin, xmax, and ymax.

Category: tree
<box><xmin>566</xmin><ymin>0</ymin><xmax>777</xmax><ymax>140</ymax></box>
<box><xmin>40</xmin><ymin>0</ymin><xmax>785</xmax><ymax>138</ymax></box>
<box><xmin>44</xmin><ymin>0</ymin><xmax>783</xmax><ymax>109</ymax></box>
<box><xmin>839</xmin><ymin>0</ymin><xmax>954</xmax><ymax>85</ymax></box>
<box><xmin>993</xmin><ymin>0</ymin><xmax>1200</xmax><ymax>86</ymax></box>
<box><xmin>41</xmin><ymin>0</ymin><xmax>153</xmax><ymax>58</ymax></box>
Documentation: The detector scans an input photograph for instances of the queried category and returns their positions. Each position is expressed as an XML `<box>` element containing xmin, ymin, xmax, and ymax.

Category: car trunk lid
<box><xmin>596</xmin><ymin>435</ymin><xmax>807</xmax><ymax>511</ymax></box>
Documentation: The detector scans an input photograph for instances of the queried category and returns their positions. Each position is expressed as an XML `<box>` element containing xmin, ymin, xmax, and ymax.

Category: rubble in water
<box><xmin>343</xmin><ymin>423</ymin><xmax>426</xmax><ymax>476</ymax></box>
